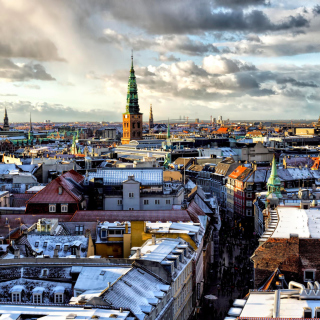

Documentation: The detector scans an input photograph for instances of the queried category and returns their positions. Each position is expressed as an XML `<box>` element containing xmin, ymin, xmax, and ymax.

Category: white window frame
<box><xmin>12</xmin><ymin>293</ymin><xmax>20</xmax><ymax>302</ymax></box>
<box><xmin>61</xmin><ymin>204</ymin><xmax>68</xmax><ymax>212</ymax></box>
<box><xmin>33</xmin><ymin>293</ymin><xmax>42</xmax><ymax>304</ymax></box>
<box><xmin>144</xmin><ymin>199</ymin><xmax>149</xmax><ymax>205</ymax></box>
<box><xmin>117</xmin><ymin>199</ymin><xmax>122</xmax><ymax>205</ymax></box>
<box><xmin>129</xmin><ymin>207</ymin><xmax>134</xmax><ymax>211</ymax></box>
<box><xmin>49</xmin><ymin>204</ymin><xmax>56</xmax><ymax>212</ymax></box>
<box><xmin>55</xmin><ymin>293</ymin><xmax>64</xmax><ymax>303</ymax></box>
<box><xmin>166</xmin><ymin>199</ymin><xmax>171</xmax><ymax>205</ymax></box>
<box><xmin>129</xmin><ymin>192</ymin><xmax>134</xmax><ymax>198</ymax></box>
<box><xmin>155</xmin><ymin>199</ymin><xmax>160</xmax><ymax>205</ymax></box>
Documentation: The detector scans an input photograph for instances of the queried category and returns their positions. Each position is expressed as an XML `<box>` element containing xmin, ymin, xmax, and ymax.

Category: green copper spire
<box><xmin>267</xmin><ymin>155</ymin><xmax>282</xmax><ymax>198</ymax></box>
<box><xmin>167</xmin><ymin>119</ymin><xmax>171</xmax><ymax>139</ymax></box>
<box><xmin>125</xmin><ymin>52</ymin><xmax>140</xmax><ymax>114</ymax></box>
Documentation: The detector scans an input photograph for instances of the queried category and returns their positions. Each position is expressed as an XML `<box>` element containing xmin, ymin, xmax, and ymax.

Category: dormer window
<box><xmin>100</xmin><ymin>270</ymin><xmax>106</xmax><ymax>276</ymax></box>
<box><xmin>43</xmin><ymin>242</ymin><xmax>47</xmax><ymax>248</ymax></box>
<box><xmin>64</xmin><ymin>245</ymin><xmax>68</xmax><ymax>251</ymax></box>
<box><xmin>55</xmin><ymin>293</ymin><xmax>64</xmax><ymax>303</ymax></box>
<box><xmin>49</xmin><ymin>204</ymin><xmax>56</xmax><ymax>212</ymax></box>
<box><xmin>12</xmin><ymin>292</ymin><xmax>20</xmax><ymax>302</ymax></box>
<box><xmin>42</xmin><ymin>269</ymin><xmax>48</xmax><ymax>277</ymax></box>
<box><xmin>10</xmin><ymin>285</ymin><xmax>24</xmax><ymax>302</ymax></box>
<box><xmin>33</xmin><ymin>293</ymin><xmax>42</xmax><ymax>304</ymax></box>
<box><xmin>35</xmin><ymin>242</ymin><xmax>39</xmax><ymax>248</ymax></box>
<box><xmin>56</xmin><ymin>245</ymin><xmax>60</xmax><ymax>250</ymax></box>
<box><xmin>61</xmin><ymin>204</ymin><xmax>68</xmax><ymax>212</ymax></box>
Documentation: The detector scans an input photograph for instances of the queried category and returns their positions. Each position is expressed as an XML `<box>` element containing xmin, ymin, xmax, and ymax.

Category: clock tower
<box><xmin>121</xmin><ymin>54</ymin><xmax>143</xmax><ymax>145</ymax></box>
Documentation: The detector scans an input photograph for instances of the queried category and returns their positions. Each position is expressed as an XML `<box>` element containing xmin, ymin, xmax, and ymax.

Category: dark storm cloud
<box><xmin>313</xmin><ymin>5</ymin><xmax>320</xmax><ymax>15</ymax></box>
<box><xmin>0</xmin><ymin>39</ymin><xmax>65</xmax><ymax>61</ymax></box>
<box><xmin>101</xmin><ymin>1</ymin><xmax>309</xmax><ymax>34</ymax></box>
<box><xmin>0</xmin><ymin>2</ymin><xmax>65</xmax><ymax>61</ymax></box>
<box><xmin>214</xmin><ymin>0</ymin><xmax>270</xmax><ymax>8</ymax></box>
<box><xmin>276</xmin><ymin>77</ymin><xmax>318</xmax><ymax>88</ymax></box>
<box><xmin>0</xmin><ymin>59</ymin><xmax>55</xmax><ymax>81</ymax></box>
<box><xmin>158</xmin><ymin>54</ymin><xmax>180</xmax><ymax>62</ymax></box>
<box><xmin>100</xmin><ymin>32</ymin><xmax>220</xmax><ymax>56</ymax></box>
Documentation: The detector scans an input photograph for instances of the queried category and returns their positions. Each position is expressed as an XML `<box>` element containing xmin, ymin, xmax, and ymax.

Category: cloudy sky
<box><xmin>1</xmin><ymin>0</ymin><xmax>320</xmax><ymax>122</ymax></box>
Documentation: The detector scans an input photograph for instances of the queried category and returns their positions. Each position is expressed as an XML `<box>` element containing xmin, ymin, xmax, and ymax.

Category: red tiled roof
<box><xmin>27</xmin><ymin>170</ymin><xmax>84</xmax><ymax>204</ymax></box>
<box><xmin>70</xmin><ymin>210</ymin><xmax>198</xmax><ymax>223</ymax></box>
<box><xmin>187</xmin><ymin>200</ymin><xmax>206</xmax><ymax>220</ymax></box>
<box><xmin>62</xmin><ymin>170</ymin><xmax>85</xmax><ymax>184</ymax></box>
<box><xmin>11</xmin><ymin>193</ymin><xmax>34</xmax><ymax>207</ymax></box>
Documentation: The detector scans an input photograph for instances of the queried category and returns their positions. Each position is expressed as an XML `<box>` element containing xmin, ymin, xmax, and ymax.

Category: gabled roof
<box><xmin>27</xmin><ymin>170</ymin><xmax>84</xmax><ymax>204</ymax></box>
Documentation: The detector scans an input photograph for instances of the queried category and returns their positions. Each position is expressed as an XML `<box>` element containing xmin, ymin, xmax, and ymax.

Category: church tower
<box><xmin>121</xmin><ymin>53</ymin><xmax>143</xmax><ymax>145</ymax></box>
<box><xmin>149</xmin><ymin>104</ymin><xmax>154</xmax><ymax>132</ymax></box>
<box><xmin>3</xmin><ymin>108</ymin><xmax>9</xmax><ymax>131</ymax></box>
<box><xmin>266</xmin><ymin>155</ymin><xmax>282</xmax><ymax>207</ymax></box>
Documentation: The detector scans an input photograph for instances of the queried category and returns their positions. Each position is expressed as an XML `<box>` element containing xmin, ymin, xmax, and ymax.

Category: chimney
<box><xmin>76</xmin><ymin>248</ymin><xmax>80</xmax><ymax>258</ymax></box>
<box><xmin>14</xmin><ymin>248</ymin><xmax>20</xmax><ymax>259</ymax></box>
<box><xmin>53</xmin><ymin>248</ymin><xmax>59</xmax><ymax>258</ymax></box>
<box><xmin>84</xmin><ymin>229</ymin><xmax>90</xmax><ymax>238</ymax></box>
<box><xmin>136</xmin><ymin>248</ymin><xmax>141</xmax><ymax>259</ymax></box>
<box><xmin>125</xmin><ymin>223</ymin><xmax>129</xmax><ymax>234</ymax></box>
<box><xmin>152</xmin><ymin>234</ymin><xmax>156</xmax><ymax>245</ymax></box>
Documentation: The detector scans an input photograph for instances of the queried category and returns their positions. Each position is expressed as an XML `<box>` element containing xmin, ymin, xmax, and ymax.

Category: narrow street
<box><xmin>197</xmin><ymin>216</ymin><xmax>258</xmax><ymax>319</ymax></box>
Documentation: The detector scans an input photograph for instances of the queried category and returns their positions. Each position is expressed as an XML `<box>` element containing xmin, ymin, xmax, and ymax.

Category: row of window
<box><xmin>49</xmin><ymin>204</ymin><xmax>68</xmax><ymax>212</ymax></box>
<box><xmin>118</xmin><ymin>197</ymin><xmax>171</xmax><ymax>205</ymax></box>
<box><xmin>12</xmin><ymin>292</ymin><xmax>63</xmax><ymax>304</ymax></box>
<box><xmin>123</xmin><ymin>131</ymin><xmax>141</xmax><ymax>138</ymax></box>
<box><xmin>101</xmin><ymin>228</ymin><xmax>124</xmax><ymax>238</ymax></box>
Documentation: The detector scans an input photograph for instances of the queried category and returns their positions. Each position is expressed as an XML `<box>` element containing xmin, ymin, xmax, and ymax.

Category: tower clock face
<box><xmin>125</xmin><ymin>115</ymin><xmax>128</xmax><ymax>118</ymax></box>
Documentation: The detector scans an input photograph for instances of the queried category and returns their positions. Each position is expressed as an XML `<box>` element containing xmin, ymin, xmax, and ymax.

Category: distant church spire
<box><xmin>167</xmin><ymin>118</ymin><xmax>171</xmax><ymax>139</ymax></box>
<box><xmin>3</xmin><ymin>107</ymin><xmax>9</xmax><ymax>131</ymax></box>
<box><xmin>29</xmin><ymin>112</ymin><xmax>33</xmax><ymax>132</ymax></box>
<box><xmin>149</xmin><ymin>104</ymin><xmax>154</xmax><ymax>131</ymax></box>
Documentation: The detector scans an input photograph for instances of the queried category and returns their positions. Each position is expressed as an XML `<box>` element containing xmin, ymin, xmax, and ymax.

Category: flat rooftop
<box><xmin>272</xmin><ymin>207</ymin><xmax>320</xmax><ymax>239</ymax></box>
<box><xmin>240</xmin><ymin>291</ymin><xmax>320</xmax><ymax>318</ymax></box>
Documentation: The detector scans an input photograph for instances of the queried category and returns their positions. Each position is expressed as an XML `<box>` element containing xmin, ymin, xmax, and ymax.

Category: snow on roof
<box><xmin>74</xmin><ymin>267</ymin><xmax>131</xmax><ymax>292</ymax></box>
<box><xmin>32</xmin><ymin>286</ymin><xmax>45</xmax><ymax>293</ymax></box>
<box><xmin>130</xmin><ymin>239</ymin><xmax>181</xmax><ymax>262</ymax></box>
<box><xmin>240</xmin><ymin>290</ymin><xmax>320</xmax><ymax>318</ymax></box>
<box><xmin>287</xmin><ymin>167</ymin><xmax>313</xmax><ymax>180</ymax></box>
<box><xmin>27</xmin><ymin>186</ymin><xmax>46</xmax><ymax>193</ymax></box>
<box><xmin>271</xmin><ymin>207</ymin><xmax>320</xmax><ymax>239</ymax></box>
<box><xmin>0</xmin><ymin>304</ymin><xmax>130</xmax><ymax>320</ymax></box>
<box><xmin>53</xmin><ymin>286</ymin><xmax>65</xmax><ymax>293</ymax></box>
<box><xmin>86</xmin><ymin>168</ymin><xmax>163</xmax><ymax>186</ymax></box>
<box><xmin>0</xmin><ymin>164</ymin><xmax>16</xmax><ymax>174</ymax></box>
<box><xmin>101</xmin><ymin>267</ymin><xmax>169</xmax><ymax>320</ymax></box>
<box><xmin>26</xmin><ymin>234</ymin><xmax>89</xmax><ymax>258</ymax></box>
<box><xmin>10</xmin><ymin>285</ymin><xmax>25</xmax><ymax>293</ymax></box>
